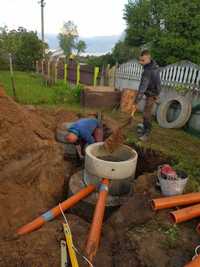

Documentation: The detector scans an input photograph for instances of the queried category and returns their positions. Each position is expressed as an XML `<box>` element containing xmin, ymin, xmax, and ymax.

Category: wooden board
<box><xmin>120</xmin><ymin>89</ymin><xmax>138</xmax><ymax>114</ymax></box>
<box><xmin>81</xmin><ymin>88</ymin><xmax>121</xmax><ymax>108</ymax></box>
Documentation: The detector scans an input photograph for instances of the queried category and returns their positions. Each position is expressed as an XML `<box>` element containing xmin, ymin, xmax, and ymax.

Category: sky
<box><xmin>0</xmin><ymin>0</ymin><xmax>128</xmax><ymax>37</ymax></box>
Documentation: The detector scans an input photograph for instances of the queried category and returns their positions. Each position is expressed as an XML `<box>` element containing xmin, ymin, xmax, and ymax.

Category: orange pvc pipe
<box><xmin>184</xmin><ymin>255</ymin><xmax>200</xmax><ymax>267</ymax></box>
<box><xmin>152</xmin><ymin>193</ymin><xmax>200</xmax><ymax>211</ymax></box>
<box><xmin>85</xmin><ymin>178</ymin><xmax>109</xmax><ymax>263</ymax></box>
<box><xmin>17</xmin><ymin>184</ymin><xmax>96</xmax><ymax>235</ymax></box>
<box><xmin>170</xmin><ymin>203</ymin><xmax>200</xmax><ymax>224</ymax></box>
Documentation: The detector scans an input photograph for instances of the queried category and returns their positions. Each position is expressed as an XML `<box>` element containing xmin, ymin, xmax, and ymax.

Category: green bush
<box><xmin>53</xmin><ymin>82</ymin><xmax>83</xmax><ymax>105</ymax></box>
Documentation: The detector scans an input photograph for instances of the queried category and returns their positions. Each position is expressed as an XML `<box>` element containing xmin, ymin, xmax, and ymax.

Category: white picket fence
<box><xmin>115</xmin><ymin>60</ymin><xmax>200</xmax><ymax>93</ymax></box>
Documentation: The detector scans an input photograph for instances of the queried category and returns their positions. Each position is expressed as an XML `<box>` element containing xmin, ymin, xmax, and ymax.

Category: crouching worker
<box><xmin>57</xmin><ymin>117</ymin><xmax>103</xmax><ymax>160</ymax></box>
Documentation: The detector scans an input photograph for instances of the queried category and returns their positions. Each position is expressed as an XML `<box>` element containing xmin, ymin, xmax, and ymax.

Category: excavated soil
<box><xmin>0</xmin><ymin>93</ymin><xmax>79</xmax><ymax>266</ymax></box>
<box><xmin>0</xmin><ymin>91</ymin><xmax>198</xmax><ymax>267</ymax></box>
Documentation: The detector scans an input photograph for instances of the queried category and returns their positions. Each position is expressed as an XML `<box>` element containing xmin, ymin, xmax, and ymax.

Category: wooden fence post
<box><xmin>41</xmin><ymin>59</ymin><xmax>44</xmax><ymax>75</ymax></box>
<box><xmin>36</xmin><ymin>61</ymin><xmax>39</xmax><ymax>73</ymax></box>
<box><xmin>64</xmin><ymin>63</ymin><xmax>68</xmax><ymax>84</ymax></box>
<box><xmin>9</xmin><ymin>53</ymin><xmax>17</xmax><ymax>100</ymax></box>
<box><xmin>93</xmin><ymin>67</ymin><xmax>99</xmax><ymax>87</ymax></box>
<box><xmin>55</xmin><ymin>60</ymin><xmax>58</xmax><ymax>83</ymax></box>
<box><xmin>105</xmin><ymin>64</ymin><xmax>110</xmax><ymax>86</ymax></box>
<box><xmin>47</xmin><ymin>60</ymin><xmax>50</xmax><ymax>80</ymax></box>
<box><xmin>77</xmin><ymin>63</ymin><xmax>80</xmax><ymax>85</ymax></box>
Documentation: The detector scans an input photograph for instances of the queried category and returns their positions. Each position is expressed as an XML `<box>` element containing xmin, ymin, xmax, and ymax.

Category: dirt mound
<box><xmin>0</xmin><ymin>94</ymin><xmax>74</xmax><ymax>240</ymax></box>
<box><xmin>0</xmin><ymin>215</ymin><xmax>88</xmax><ymax>267</ymax></box>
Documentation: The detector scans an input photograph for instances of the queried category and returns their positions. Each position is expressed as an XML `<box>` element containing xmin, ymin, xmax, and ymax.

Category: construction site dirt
<box><xmin>0</xmin><ymin>94</ymin><xmax>199</xmax><ymax>267</ymax></box>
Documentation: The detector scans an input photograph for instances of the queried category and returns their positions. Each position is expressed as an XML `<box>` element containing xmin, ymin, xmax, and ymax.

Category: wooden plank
<box><xmin>187</xmin><ymin>67</ymin><xmax>193</xmax><ymax>84</ymax></box>
<box><xmin>191</xmin><ymin>69</ymin><xmax>197</xmax><ymax>84</ymax></box>
<box><xmin>160</xmin><ymin>69</ymin><xmax>164</xmax><ymax>80</ymax></box>
<box><xmin>165</xmin><ymin>68</ymin><xmax>170</xmax><ymax>81</ymax></box>
<box><xmin>168</xmin><ymin>67</ymin><xmax>173</xmax><ymax>86</ymax></box>
<box><xmin>183</xmin><ymin>66</ymin><xmax>189</xmax><ymax>84</ymax></box>
<box><xmin>179</xmin><ymin>67</ymin><xmax>185</xmax><ymax>83</ymax></box>
<box><xmin>120</xmin><ymin>89</ymin><xmax>138</xmax><ymax>114</ymax></box>
<box><xmin>172</xmin><ymin>66</ymin><xmax>177</xmax><ymax>82</ymax></box>
<box><xmin>196</xmin><ymin>70</ymin><xmax>200</xmax><ymax>86</ymax></box>
<box><xmin>175</xmin><ymin>66</ymin><xmax>181</xmax><ymax>82</ymax></box>
<box><xmin>163</xmin><ymin>68</ymin><xmax>167</xmax><ymax>81</ymax></box>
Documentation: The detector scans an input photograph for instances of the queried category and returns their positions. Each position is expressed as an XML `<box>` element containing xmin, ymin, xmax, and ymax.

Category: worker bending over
<box><xmin>65</xmin><ymin>118</ymin><xmax>103</xmax><ymax>159</ymax></box>
<box><xmin>133</xmin><ymin>50</ymin><xmax>161</xmax><ymax>141</ymax></box>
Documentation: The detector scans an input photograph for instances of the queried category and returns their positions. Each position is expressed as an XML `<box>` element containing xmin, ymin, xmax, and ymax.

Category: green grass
<box><xmin>108</xmin><ymin>109</ymin><xmax>200</xmax><ymax>187</ymax></box>
<box><xmin>129</xmin><ymin>117</ymin><xmax>200</xmax><ymax>187</ymax></box>
<box><xmin>161</xmin><ymin>225</ymin><xmax>180</xmax><ymax>249</ymax></box>
<box><xmin>0</xmin><ymin>70</ymin><xmax>82</xmax><ymax>109</ymax></box>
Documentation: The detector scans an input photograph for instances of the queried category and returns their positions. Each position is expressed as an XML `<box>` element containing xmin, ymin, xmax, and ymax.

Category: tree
<box><xmin>76</xmin><ymin>40</ymin><xmax>86</xmax><ymax>56</ymax></box>
<box><xmin>58</xmin><ymin>21</ymin><xmax>86</xmax><ymax>59</ymax></box>
<box><xmin>0</xmin><ymin>27</ymin><xmax>44</xmax><ymax>70</ymax></box>
<box><xmin>124</xmin><ymin>0</ymin><xmax>200</xmax><ymax>65</ymax></box>
<box><xmin>112</xmin><ymin>41</ymin><xmax>140</xmax><ymax>64</ymax></box>
<box><xmin>86</xmin><ymin>53</ymin><xmax>115</xmax><ymax>68</ymax></box>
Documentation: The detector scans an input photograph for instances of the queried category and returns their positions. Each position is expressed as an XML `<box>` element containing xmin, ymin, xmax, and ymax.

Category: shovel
<box><xmin>104</xmin><ymin>106</ymin><xmax>136</xmax><ymax>153</ymax></box>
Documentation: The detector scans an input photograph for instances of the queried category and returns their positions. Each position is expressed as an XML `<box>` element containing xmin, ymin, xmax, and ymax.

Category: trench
<box><xmin>131</xmin><ymin>144</ymin><xmax>175</xmax><ymax>177</ymax></box>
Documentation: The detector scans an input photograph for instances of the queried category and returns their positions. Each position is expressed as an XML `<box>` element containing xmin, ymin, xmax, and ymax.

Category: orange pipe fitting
<box><xmin>170</xmin><ymin>203</ymin><xmax>200</xmax><ymax>224</ymax></box>
<box><xmin>85</xmin><ymin>178</ymin><xmax>109</xmax><ymax>263</ymax></box>
<box><xmin>185</xmin><ymin>255</ymin><xmax>200</xmax><ymax>267</ymax></box>
<box><xmin>152</xmin><ymin>193</ymin><xmax>200</xmax><ymax>211</ymax></box>
<box><xmin>17</xmin><ymin>184</ymin><xmax>96</xmax><ymax>235</ymax></box>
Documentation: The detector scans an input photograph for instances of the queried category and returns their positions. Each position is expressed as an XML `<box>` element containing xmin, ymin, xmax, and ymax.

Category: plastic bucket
<box><xmin>158</xmin><ymin>167</ymin><xmax>188</xmax><ymax>196</ymax></box>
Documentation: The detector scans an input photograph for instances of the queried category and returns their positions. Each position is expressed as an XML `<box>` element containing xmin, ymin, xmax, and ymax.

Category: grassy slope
<box><xmin>0</xmin><ymin>70</ymin><xmax>81</xmax><ymax>110</ymax></box>
<box><xmin>138</xmin><ymin>119</ymin><xmax>199</xmax><ymax>188</ymax></box>
<box><xmin>1</xmin><ymin>70</ymin><xmax>200</xmax><ymax>188</ymax></box>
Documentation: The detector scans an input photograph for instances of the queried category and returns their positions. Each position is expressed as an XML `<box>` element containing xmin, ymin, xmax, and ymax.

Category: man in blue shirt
<box><xmin>67</xmin><ymin>118</ymin><xmax>101</xmax><ymax>144</ymax></box>
<box><xmin>65</xmin><ymin>118</ymin><xmax>103</xmax><ymax>158</ymax></box>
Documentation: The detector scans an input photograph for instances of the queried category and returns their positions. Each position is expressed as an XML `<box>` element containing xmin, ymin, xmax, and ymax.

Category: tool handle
<box><xmin>119</xmin><ymin>108</ymin><xmax>136</xmax><ymax>130</ymax></box>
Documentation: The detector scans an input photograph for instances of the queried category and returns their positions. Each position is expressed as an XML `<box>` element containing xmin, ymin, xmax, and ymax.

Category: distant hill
<box><xmin>45</xmin><ymin>34</ymin><xmax>121</xmax><ymax>55</ymax></box>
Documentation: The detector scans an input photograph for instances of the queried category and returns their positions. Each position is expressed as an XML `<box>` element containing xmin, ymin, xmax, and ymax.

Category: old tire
<box><xmin>157</xmin><ymin>96</ymin><xmax>192</xmax><ymax>128</ymax></box>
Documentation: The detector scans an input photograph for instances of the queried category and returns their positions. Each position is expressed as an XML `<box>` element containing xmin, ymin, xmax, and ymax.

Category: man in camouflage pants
<box><xmin>133</xmin><ymin>50</ymin><xmax>161</xmax><ymax>141</ymax></box>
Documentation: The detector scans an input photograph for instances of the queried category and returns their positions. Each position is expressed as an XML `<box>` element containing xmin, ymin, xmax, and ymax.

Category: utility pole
<box><xmin>38</xmin><ymin>0</ymin><xmax>46</xmax><ymax>57</ymax></box>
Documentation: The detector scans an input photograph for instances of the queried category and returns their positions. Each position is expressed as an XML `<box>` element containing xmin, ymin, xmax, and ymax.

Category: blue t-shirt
<box><xmin>68</xmin><ymin>118</ymin><xmax>100</xmax><ymax>144</ymax></box>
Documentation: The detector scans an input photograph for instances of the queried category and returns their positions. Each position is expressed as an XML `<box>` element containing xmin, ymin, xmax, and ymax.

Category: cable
<box><xmin>59</xmin><ymin>204</ymin><xmax>94</xmax><ymax>267</ymax></box>
<box><xmin>192</xmin><ymin>245</ymin><xmax>200</xmax><ymax>261</ymax></box>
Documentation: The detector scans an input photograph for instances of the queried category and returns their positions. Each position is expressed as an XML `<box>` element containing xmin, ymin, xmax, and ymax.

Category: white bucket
<box><xmin>158</xmin><ymin>167</ymin><xmax>188</xmax><ymax>196</ymax></box>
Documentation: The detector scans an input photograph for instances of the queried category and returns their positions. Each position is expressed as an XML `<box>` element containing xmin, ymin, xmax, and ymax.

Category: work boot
<box><xmin>139</xmin><ymin>133</ymin><xmax>149</xmax><ymax>142</ymax></box>
<box><xmin>136</xmin><ymin>123</ymin><xmax>145</xmax><ymax>137</ymax></box>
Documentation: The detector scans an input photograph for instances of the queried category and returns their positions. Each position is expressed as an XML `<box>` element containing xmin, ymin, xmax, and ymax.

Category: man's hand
<box><xmin>131</xmin><ymin>104</ymin><xmax>137</xmax><ymax>116</ymax></box>
<box><xmin>75</xmin><ymin>145</ymin><xmax>84</xmax><ymax>160</ymax></box>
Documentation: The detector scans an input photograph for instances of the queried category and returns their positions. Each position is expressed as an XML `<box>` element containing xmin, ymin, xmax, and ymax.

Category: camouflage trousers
<box><xmin>143</xmin><ymin>96</ymin><xmax>158</xmax><ymax>134</ymax></box>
